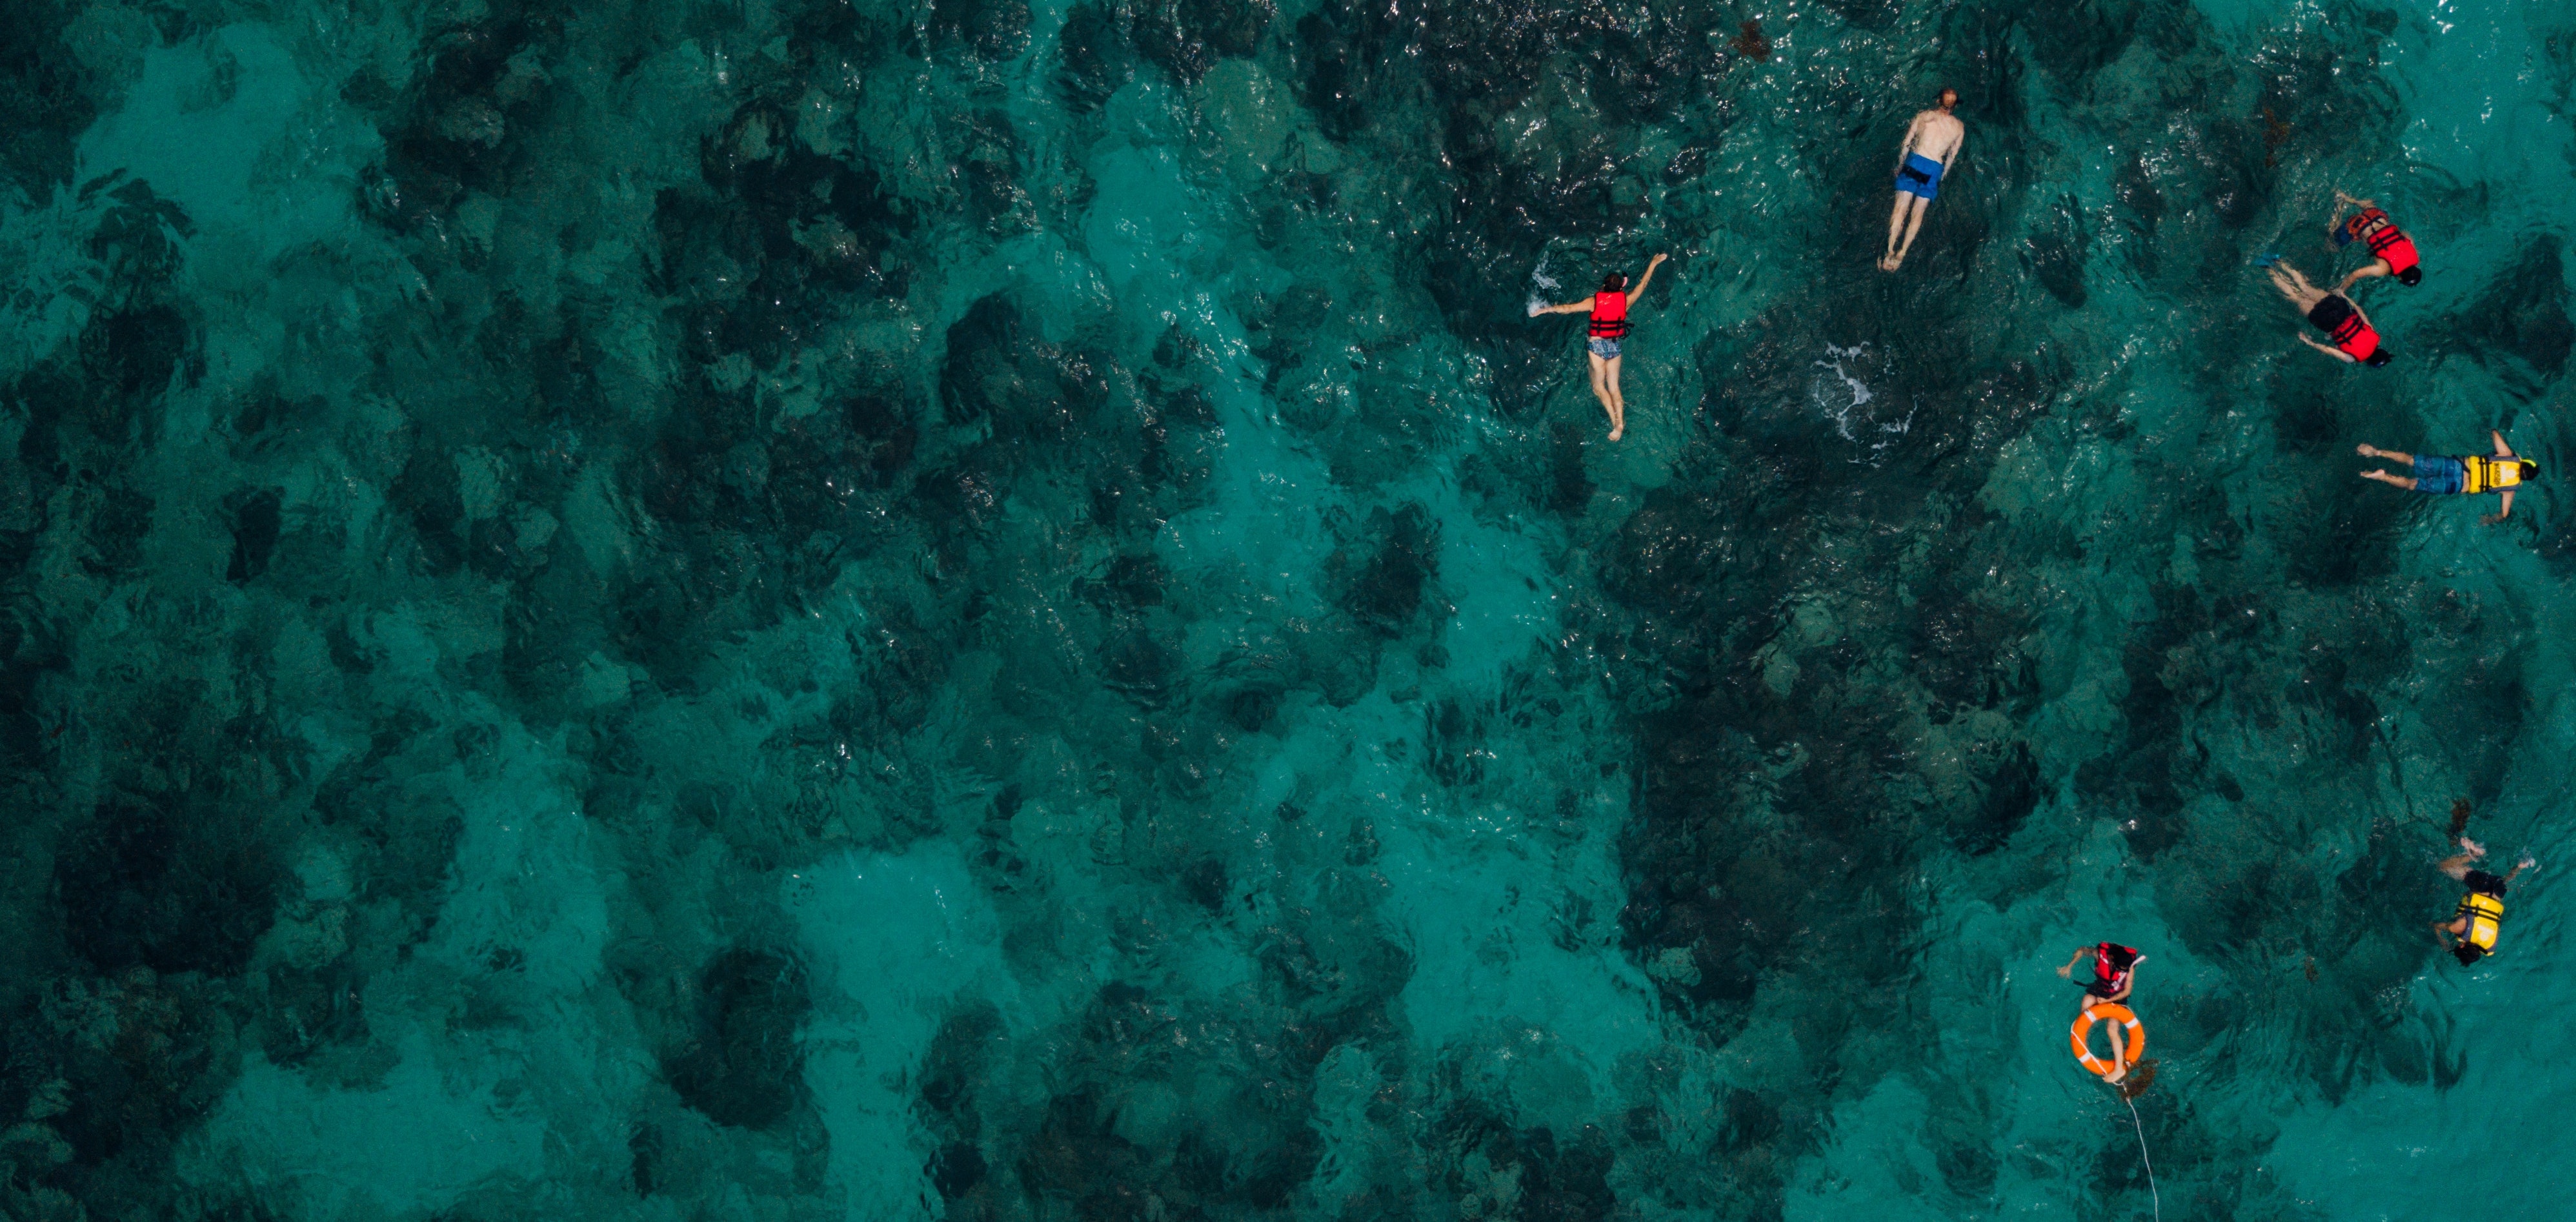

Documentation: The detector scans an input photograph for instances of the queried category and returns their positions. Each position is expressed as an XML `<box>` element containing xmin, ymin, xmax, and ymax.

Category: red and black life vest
<box><xmin>2329</xmin><ymin>310</ymin><xmax>2381</xmax><ymax>362</ymax></box>
<box><xmin>1588</xmin><ymin>292</ymin><xmax>1630</xmax><ymax>339</ymax></box>
<box><xmin>2349</xmin><ymin>208</ymin><xmax>2420</xmax><ymax>274</ymax></box>
<box><xmin>2092</xmin><ymin>942</ymin><xmax>2137</xmax><ymax>994</ymax></box>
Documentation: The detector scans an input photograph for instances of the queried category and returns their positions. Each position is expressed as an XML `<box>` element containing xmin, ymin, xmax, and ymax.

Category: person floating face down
<box><xmin>2355</xmin><ymin>431</ymin><xmax>2537</xmax><ymax>525</ymax></box>
<box><xmin>1529</xmin><ymin>253</ymin><xmax>1669</xmax><ymax>442</ymax></box>
<box><xmin>2265</xmin><ymin>260</ymin><xmax>2391</xmax><ymax>367</ymax></box>
<box><xmin>2329</xmin><ymin>190</ymin><xmax>2422</xmax><ymax>293</ymax></box>
<box><xmin>2434</xmin><ymin>838</ymin><xmax>2533</xmax><ymax>966</ymax></box>
<box><xmin>2057</xmin><ymin>942</ymin><xmax>2144</xmax><ymax>1081</ymax></box>
<box><xmin>1880</xmin><ymin>87</ymin><xmax>1964</xmax><ymax>272</ymax></box>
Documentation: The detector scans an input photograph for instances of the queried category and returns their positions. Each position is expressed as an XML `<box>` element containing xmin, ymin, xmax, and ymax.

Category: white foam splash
<box><xmin>1809</xmin><ymin>343</ymin><xmax>1913</xmax><ymax>465</ymax></box>
<box><xmin>1527</xmin><ymin>252</ymin><xmax>1562</xmax><ymax>315</ymax></box>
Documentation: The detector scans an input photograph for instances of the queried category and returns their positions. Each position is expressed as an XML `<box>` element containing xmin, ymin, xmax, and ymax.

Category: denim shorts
<box><xmin>2414</xmin><ymin>454</ymin><xmax>2464</xmax><ymax>495</ymax></box>
<box><xmin>1587</xmin><ymin>338</ymin><xmax>1621</xmax><ymax>360</ymax></box>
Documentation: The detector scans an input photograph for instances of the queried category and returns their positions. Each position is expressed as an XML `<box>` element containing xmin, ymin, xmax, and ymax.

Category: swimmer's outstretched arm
<box><xmin>1893</xmin><ymin>112</ymin><xmax>1923</xmax><ymax>170</ymax></box>
<box><xmin>2491</xmin><ymin>430</ymin><xmax>2515</xmax><ymax>457</ymax></box>
<box><xmin>2297</xmin><ymin>333</ymin><xmax>2355</xmax><ymax>363</ymax></box>
<box><xmin>2055</xmin><ymin>948</ymin><xmax>2088</xmax><ymax>978</ymax></box>
<box><xmin>1530</xmin><ymin>299</ymin><xmax>1593</xmax><ymax>316</ymax></box>
<box><xmin>1625</xmin><ymin>253</ymin><xmax>1668</xmax><ymax>305</ymax></box>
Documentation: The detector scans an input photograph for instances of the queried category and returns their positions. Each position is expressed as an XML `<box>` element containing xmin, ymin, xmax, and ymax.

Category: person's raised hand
<box><xmin>1649</xmin><ymin>253</ymin><xmax>1668</xmax><ymax>265</ymax></box>
<box><xmin>2519</xmin><ymin>853</ymin><xmax>2538</xmax><ymax>871</ymax></box>
<box><xmin>1527</xmin><ymin>303</ymin><xmax>1544</xmax><ymax>318</ymax></box>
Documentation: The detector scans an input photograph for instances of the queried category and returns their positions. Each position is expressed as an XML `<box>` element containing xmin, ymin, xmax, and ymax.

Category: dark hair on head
<box><xmin>1600</xmin><ymin>272</ymin><xmax>1627</xmax><ymax>292</ymax></box>
<box><xmin>2520</xmin><ymin>460</ymin><xmax>2541</xmax><ymax>480</ymax></box>
<box><xmin>1937</xmin><ymin>86</ymin><xmax>1958</xmax><ymax>103</ymax></box>
<box><xmin>2453</xmin><ymin>943</ymin><xmax>2485</xmax><ymax>966</ymax></box>
<box><xmin>2102</xmin><ymin>944</ymin><xmax>2138</xmax><ymax>970</ymax></box>
<box><xmin>2399</xmin><ymin>266</ymin><xmax>2423</xmax><ymax>286</ymax></box>
<box><xmin>2366</xmin><ymin>349</ymin><xmax>2394</xmax><ymax>367</ymax></box>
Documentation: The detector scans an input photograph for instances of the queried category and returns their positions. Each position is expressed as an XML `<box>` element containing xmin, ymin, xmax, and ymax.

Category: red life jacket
<box><xmin>1588</xmin><ymin>292</ymin><xmax>1630</xmax><ymax>339</ymax></box>
<box><xmin>2329</xmin><ymin>310</ymin><xmax>2380</xmax><ymax>362</ymax></box>
<box><xmin>2092</xmin><ymin>942</ymin><xmax>2136</xmax><ymax>993</ymax></box>
<box><xmin>2351</xmin><ymin>208</ymin><xmax>2420</xmax><ymax>274</ymax></box>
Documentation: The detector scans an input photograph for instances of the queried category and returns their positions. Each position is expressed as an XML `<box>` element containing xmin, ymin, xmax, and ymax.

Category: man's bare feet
<box><xmin>1607</xmin><ymin>428</ymin><xmax>1623</xmax><ymax>442</ymax></box>
<box><xmin>1877</xmin><ymin>253</ymin><xmax>1899</xmax><ymax>271</ymax></box>
<box><xmin>2357</xmin><ymin>443</ymin><xmax>2379</xmax><ymax>456</ymax></box>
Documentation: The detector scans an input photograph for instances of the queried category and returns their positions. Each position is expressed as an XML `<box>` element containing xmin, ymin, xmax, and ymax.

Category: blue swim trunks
<box><xmin>1587</xmin><ymin>337</ymin><xmax>1621</xmax><ymax>359</ymax></box>
<box><xmin>1897</xmin><ymin>152</ymin><xmax>1944</xmax><ymax>201</ymax></box>
<box><xmin>2413</xmin><ymin>454</ymin><xmax>2464</xmax><ymax>494</ymax></box>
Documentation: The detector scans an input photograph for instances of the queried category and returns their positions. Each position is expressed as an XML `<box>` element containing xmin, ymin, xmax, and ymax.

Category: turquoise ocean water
<box><xmin>4</xmin><ymin>0</ymin><xmax>2573</xmax><ymax>1217</ymax></box>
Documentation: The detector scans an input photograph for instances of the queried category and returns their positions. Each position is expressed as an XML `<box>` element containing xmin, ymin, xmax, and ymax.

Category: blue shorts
<box><xmin>1588</xmin><ymin>337</ymin><xmax>1622</xmax><ymax>359</ymax></box>
<box><xmin>2413</xmin><ymin>454</ymin><xmax>2464</xmax><ymax>494</ymax></box>
<box><xmin>1897</xmin><ymin>152</ymin><xmax>1944</xmax><ymax>201</ymax></box>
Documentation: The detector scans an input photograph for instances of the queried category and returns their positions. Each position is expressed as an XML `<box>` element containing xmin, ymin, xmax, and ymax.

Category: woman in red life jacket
<box><xmin>2264</xmin><ymin>260</ymin><xmax>2391</xmax><ymax>367</ymax></box>
<box><xmin>1529</xmin><ymin>253</ymin><xmax>1669</xmax><ymax>442</ymax></box>
<box><xmin>2329</xmin><ymin>190</ymin><xmax>2423</xmax><ymax>291</ymax></box>
<box><xmin>2057</xmin><ymin>942</ymin><xmax>2145</xmax><ymax>1004</ymax></box>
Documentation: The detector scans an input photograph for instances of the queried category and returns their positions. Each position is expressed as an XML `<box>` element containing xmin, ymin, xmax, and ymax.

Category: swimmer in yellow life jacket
<box><xmin>2357</xmin><ymin>431</ymin><xmax>2537</xmax><ymax>524</ymax></box>
<box><xmin>2433</xmin><ymin>837</ymin><xmax>2533</xmax><ymax>966</ymax></box>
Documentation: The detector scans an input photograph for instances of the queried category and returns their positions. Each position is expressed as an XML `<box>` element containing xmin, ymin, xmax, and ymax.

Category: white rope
<box><xmin>2124</xmin><ymin>1094</ymin><xmax>2162</xmax><ymax>1222</ymax></box>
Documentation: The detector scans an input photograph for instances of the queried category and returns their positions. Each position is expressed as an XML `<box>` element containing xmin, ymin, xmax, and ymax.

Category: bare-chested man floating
<box><xmin>1880</xmin><ymin>88</ymin><xmax>1964</xmax><ymax>272</ymax></box>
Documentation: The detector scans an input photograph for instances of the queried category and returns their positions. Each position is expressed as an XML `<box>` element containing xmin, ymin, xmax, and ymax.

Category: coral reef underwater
<box><xmin>2</xmin><ymin>0</ymin><xmax>2574</xmax><ymax>1217</ymax></box>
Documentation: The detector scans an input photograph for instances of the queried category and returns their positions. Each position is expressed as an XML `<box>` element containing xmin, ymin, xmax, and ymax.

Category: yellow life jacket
<box><xmin>2455</xmin><ymin>890</ymin><xmax>2504</xmax><ymax>953</ymax></box>
<box><xmin>2460</xmin><ymin>456</ymin><xmax>2525</xmax><ymax>495</ymax></box>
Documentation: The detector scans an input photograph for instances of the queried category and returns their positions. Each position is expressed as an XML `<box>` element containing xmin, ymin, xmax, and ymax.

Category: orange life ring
<box><xmin>2070</xmin><ymin>1003</ymin><xmax>2144</xmax><ymax>1079</ymax></box>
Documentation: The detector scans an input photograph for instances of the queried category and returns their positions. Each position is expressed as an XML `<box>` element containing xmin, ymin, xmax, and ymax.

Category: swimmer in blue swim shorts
<box><xmin>1881</xmin><ymin>87</ymin><xmax>1964</xmax><ymax>272</ymax></box>
<box><xmin>2358</xmin><ymin>433</ymin><xmax>2537</xmax><ymax>524</ymax></box>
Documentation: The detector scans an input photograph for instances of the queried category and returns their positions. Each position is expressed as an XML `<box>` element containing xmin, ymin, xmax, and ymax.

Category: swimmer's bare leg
<box><xmin>1880</xmin><ymin>193</ymin><xmax>1912</xmax><ymax>270</ymax></box>
<box><xmin>1576</xmin><ymin>351</ymin><xmax>1617</xmax><ymax>440</ymax></box>
<box><xmin>2359</xmin><ymin>445</ymin><xmax>2418</xmax><ymax>487</ymax></box>
<box><xmin>1886</xmin><ymin>195</ymin><xmax>1931</xmax><ymax>269</ymax></box>
<box><xmin>2268</xmin><ymin>262</ymin><xmax>2322</xmax><ymax>303</ymax></box>
<box><xmin>1591</xmin><ymin>352</ymin><xmax>1624</xmax><ymax>441</ymax></box>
